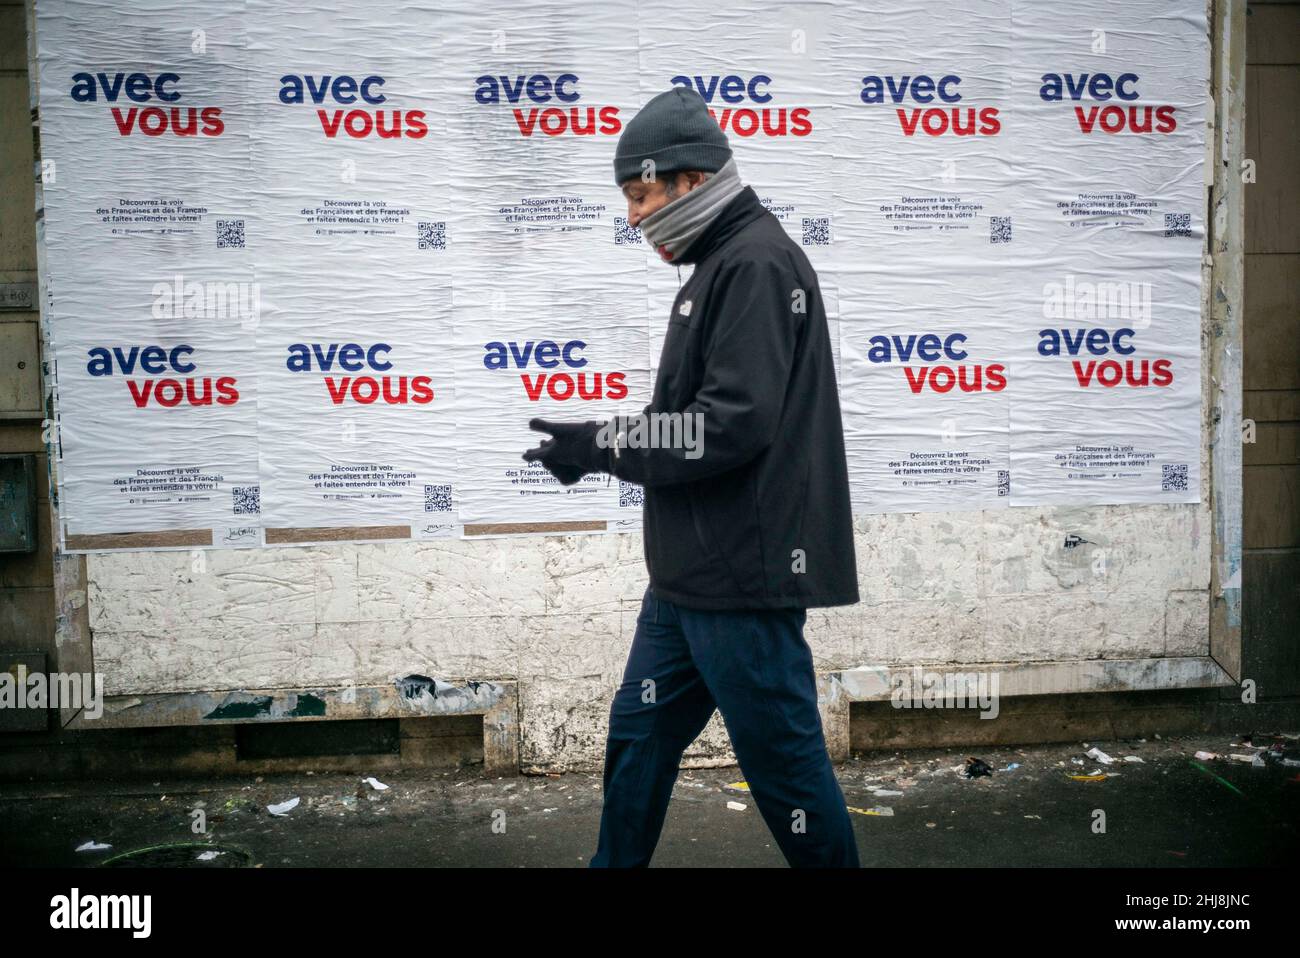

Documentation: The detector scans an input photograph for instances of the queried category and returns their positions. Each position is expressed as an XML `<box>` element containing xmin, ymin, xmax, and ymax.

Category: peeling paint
<box><xmin>286</xmin><ymin>693</ymin><xmax>326</xmax><ymax>717</ymax></box>
<box><xmin>201</xmin><ymin>691</ymin><xmax>327</xmax><ymax>720</ymax></box>
<box><xmin>1220</xmin><ymin>567</ymin><xmax>1241</xmax><ymax>594</ymax></box>
<box><xmin>204</xmin><ymin>693</ymin><xmax>274</xmax><ymax>720</ymax></box>
<box><xmin>395</xmin><ymin>674</ymin><xmax>462</xmax><ymax>701</ymax></box>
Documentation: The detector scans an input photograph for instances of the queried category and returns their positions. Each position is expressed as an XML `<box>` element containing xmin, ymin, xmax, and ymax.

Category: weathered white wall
<box><xmin>78</xmin><ymin>43</ymin><xmax>1229</xmax><ymax>770</ymax></box>
<box><xmin>86</xmin><ymin>496</ymin><xmax>1211</xmax><ymax>767</ymax></box>
<box><xmin>15</xmin><ymin>0</ymin><xmax>1229</xmax><ymax>771</ymax></box>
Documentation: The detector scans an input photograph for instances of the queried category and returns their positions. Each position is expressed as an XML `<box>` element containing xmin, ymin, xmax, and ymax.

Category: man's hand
<box><xmin>535</xmin><ymin>456</ymin><xmax>589</xmax><ymax>486</ymax></box>
<box><xmin>521</xmin><ymin>418</ymin><xmax>609</xmax><ymax>485</ymax></box>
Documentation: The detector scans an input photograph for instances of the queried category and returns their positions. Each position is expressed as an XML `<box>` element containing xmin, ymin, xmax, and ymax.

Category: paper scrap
<box><xmin>267</xmin><ymin>797</ymin><xmax>300</xmax><ymax>817</ymax></box>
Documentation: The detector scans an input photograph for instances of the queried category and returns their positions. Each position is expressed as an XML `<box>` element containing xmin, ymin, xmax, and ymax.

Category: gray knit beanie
<box><xmin>613</xmin><ymin>87</ymin><xmax>733</xmax><ymax>186</ymax></box>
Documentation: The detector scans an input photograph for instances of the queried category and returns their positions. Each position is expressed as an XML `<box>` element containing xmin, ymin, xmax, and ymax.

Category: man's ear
<box><xmin>683</xmin><ymin>170</ymin><xmax>709</xmax><ymax>191</ymax></box>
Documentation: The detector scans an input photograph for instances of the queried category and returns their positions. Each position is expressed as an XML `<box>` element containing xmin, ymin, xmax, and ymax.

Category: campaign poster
<box><xmin>247</xmin><ymin>1</ymin><xmax>459</xmax><ymax>532</ymax></box>
<box><xmin>36</xmin><ymin>0</ymin><xmax>262</xmax><ymax>539</ymax></box>
<box><xmin>440</xmin><ymin>1</ymin><xmax>652</xmax><ymax>525</ymax></box>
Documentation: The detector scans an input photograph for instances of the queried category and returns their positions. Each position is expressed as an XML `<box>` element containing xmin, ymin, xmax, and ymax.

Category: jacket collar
<box><xmin>672</xmin><ymin>185</ymin><xmax>768</xmax><ymax>265</ymax></box>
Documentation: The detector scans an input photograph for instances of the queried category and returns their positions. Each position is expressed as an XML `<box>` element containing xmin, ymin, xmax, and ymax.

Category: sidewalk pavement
<box><xmin>2</xmin><ymin>734</ymin><xmax>1296</xmax><ymax>867</ymax></box>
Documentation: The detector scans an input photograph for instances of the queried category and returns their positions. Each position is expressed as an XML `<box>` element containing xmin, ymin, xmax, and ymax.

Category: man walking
<box><xmin>522</xmin><ymin>87</ymin><xmax>860</xmax><ymax>867</ymax></box>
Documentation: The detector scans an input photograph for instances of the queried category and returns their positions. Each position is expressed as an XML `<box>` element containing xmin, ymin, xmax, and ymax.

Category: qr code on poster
<box><xmin>802</xmin><ymin>216</ymin><xmax>831</xmax><ymax>246</ymax></box>
<box><xmin>1161</xmin><ymin>463</ymin><xmax>1188</xmax><ymax>492</ymax></box>
<box><xmin>614</xmin><ymin>217</ymin><xmax>641</xmax><ymax>245</ymax></box>
<box><xmin>990</xmin><ymin>216</ymin><xmax>1012</xmax><ymax>244</ymax></box>
<box><xmin>216</xmin><ymin>219</ymin><xmax>245</xmax><ymax>249</ymax></box>
<box><xmin>1164</xmin><ymin>213</ymin><xmax>1191</xmax><ymax>237</ymax></box>
<box><xmin>997</xmin><ymin>470</ymin><xmax>1010</xmax><ymax>497</ymax></box>
<box><xmin>424</xmin><ymin>483</ymin><xmax>453</xmax><ymax>512</ymax></box>
<box><xmin>418</xmin><ymin>221</ymin><xmax>446</xmax><ymax>250</ymax></box>
<box><xmin>232</xmin><ymin>485</ymin><xmax>261</xmax><ymax>515</ymax></box>
<box><xmin>618</xmin><ymin>480</ymin><xmax>643</xmax><ymax>508</ymax></box>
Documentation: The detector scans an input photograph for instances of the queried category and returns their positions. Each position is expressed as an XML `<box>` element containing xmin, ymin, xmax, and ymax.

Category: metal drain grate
<box><xmin>99</xmin><ymin>842</ymin><xmax>255</xmax><ymax>868</ymax></box>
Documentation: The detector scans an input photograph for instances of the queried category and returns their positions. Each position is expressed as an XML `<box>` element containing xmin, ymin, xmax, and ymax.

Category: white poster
<box><xmin>247</xmin><ymin>1</ymin><xmax>458</xmax><ymax>531</ymax></box>
<box><xmin>1002</xmin><ymin>0</ymin><xmax>1207</xmax><ymax>504</ymax></box>
<box><xmin>33</xmin><ymin>0</ymin><xmax>1207</xmax><ymax>546</ymax></box>
<box><xmin>37</xmin><ymin>0</ymin><xmax>261</xmax><ymax>536</ymax></box>
<box><xmin>441</xmin><ymin>1</ymin><xmax>652</xmax><ymax>524</ymax></box>
<box><xmin>830</xmin><ymin>0</ymin><xmax>1017</xmax><ymax>512</ymax></box>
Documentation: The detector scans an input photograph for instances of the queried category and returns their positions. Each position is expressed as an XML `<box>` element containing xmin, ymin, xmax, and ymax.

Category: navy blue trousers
<box><xmin>589</xmin><ymin>586</ymin><xmax>859</xmax><ymax>867</ymax></box>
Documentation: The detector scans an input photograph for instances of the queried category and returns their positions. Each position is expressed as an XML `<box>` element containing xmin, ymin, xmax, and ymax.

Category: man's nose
<box><xmin>627</xmin><ymin>207</ymin><xmax>640</xmax><ymax>228</ymax></box>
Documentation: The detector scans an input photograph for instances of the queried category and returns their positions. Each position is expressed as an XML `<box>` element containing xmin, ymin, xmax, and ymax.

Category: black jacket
<box><xmin>606</xmin><ymin>185</ymin><xmax>859</xmax><ymax>610</ymax></box>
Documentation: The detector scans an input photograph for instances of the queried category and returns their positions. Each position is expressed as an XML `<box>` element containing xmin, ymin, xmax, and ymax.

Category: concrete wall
<box><xmin>10</xmin><ymin>0</ymin><xmax>1238</xmax><ymax>771</ymax></box>
<box><xmin>1242</xmin><ymin>1</ymin><xmax>1300</xmax><ymax>699</ymax></box>
<box><xmin>86</xmin><ymin>495</ymin><xmax>1214</xmax><ymax>767</ymax></box>
<box><xmin>0</xmin><ymin>0</ymin><xmax>55</xmax><ymax>663</ymax></box>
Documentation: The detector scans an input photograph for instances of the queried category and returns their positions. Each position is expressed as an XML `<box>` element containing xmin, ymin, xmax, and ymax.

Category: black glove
<box><xmin>521</xmin><ymin>418</ymin><xmax>610</xmax><ymax>485</ymax></box>
<box><xmin>540</xmin><ymin>458</ymin><xmax>589</xmax><ymax>486</ymax></box>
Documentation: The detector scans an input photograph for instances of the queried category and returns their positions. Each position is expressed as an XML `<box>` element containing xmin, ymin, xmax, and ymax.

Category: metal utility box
<box><xmin>0</xmin><ymin>454</ymin><xmax>38</xmax><ymax>553</ymax></box>
<box><xmin>0</xmin><ymin>652</ymin><xmax>50</xmax><ymax>733</ymax></box>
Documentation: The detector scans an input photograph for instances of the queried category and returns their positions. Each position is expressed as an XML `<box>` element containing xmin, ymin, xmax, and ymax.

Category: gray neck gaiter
<box><xmin>639</xmin><ymin>157</ymin><xmax>743</xmax><ymax>262</ymax></box>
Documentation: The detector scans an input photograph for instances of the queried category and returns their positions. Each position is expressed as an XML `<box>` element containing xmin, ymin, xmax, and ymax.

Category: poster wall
<box><xmin>32</xmin><ymin>0</ymin><xmax>1208</xmax><ymax>545</ymax></box>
